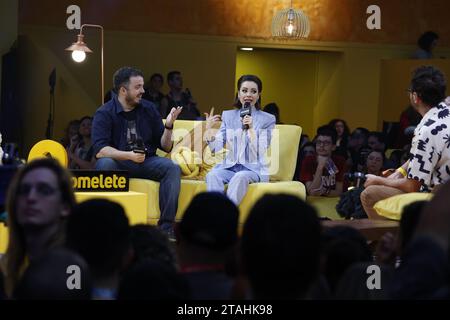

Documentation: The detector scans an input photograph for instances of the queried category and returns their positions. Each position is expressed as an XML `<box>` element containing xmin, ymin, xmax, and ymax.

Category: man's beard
<box><xmin>125</xmin><ymin>93</ymin><xmax>140</xmax><ymax>106</ymax></box>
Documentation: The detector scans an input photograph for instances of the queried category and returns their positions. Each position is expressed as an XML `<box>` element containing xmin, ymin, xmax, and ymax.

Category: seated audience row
<box><xmin>1</xmin><ymin>158</ymin><xmax>450</xmax><ymax>300</ymax></box>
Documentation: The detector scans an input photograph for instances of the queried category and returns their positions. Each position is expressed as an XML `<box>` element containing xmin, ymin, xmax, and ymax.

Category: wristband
<box><xmin>164</xmin><ymin>123</ymin><xmax>173</xmax><ymax>130</ymax></box>
<box><xmin>396</xmin><ymin>167</ymin><xmax>407</xmax><ymax>177</ymax></box>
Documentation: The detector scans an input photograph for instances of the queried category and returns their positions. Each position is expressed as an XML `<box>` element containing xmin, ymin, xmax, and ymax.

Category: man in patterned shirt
<box><xmin>361</xmin><ymin>66</ymin><xmax>449</xmax><ymax>219</ymax></box>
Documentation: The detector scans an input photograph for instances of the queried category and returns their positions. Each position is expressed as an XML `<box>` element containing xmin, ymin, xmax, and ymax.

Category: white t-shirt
<box><xmin>408</xmin><ymin>102</ymin><xmax>450</xmax><ymax>190</ymax></box>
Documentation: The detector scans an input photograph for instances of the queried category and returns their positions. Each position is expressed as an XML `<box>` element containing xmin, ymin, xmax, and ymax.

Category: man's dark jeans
<box><xmin>96</xmin><ymin>156</ymin><xmax>181</xmax><ymax>230</ymax></box>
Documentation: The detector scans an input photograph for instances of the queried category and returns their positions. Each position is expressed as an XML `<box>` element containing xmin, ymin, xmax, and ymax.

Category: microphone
<box><xmin>240</xmin><ymin>102</ymin><xmax>251</xmax><ymax>130</ymax></box>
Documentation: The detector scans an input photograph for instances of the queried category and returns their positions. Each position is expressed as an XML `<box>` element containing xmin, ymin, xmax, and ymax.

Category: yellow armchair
<box><xmin>130</xmin><ymin>121</ymin><xmax>306</xmax><ymax>225</ymax></box>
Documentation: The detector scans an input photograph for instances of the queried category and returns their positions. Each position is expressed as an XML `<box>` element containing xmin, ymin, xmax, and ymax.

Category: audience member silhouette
<box><xmin>321</xmin><ymin>226</ymin><xmax>372</xmax><ymax>294</ymax></box>
<box><xmin>263</xmin><ymin>102</ymin><xmax>283</xmax><ymax>124</ymax></box>
<box><xmin>142</xmin><ymin>73</ymin><xmax>165</xmax><ymax>117</ymax></box>
<box><xmin>412</xmin><ymin>31</ymin><xmax>439</xmax><ymax>59</ymax></box>
<box><xmin>13</xmin><ymin>248</ymin><xmax>92</xmax><ymax>300</ymax></box>
<box><xmin>240</xmin><ymin>194</ymin><xmax>321</xmax><ymax>299</ymax></box>
<box><xmin>68</xmin><ymin>116</ymin><xmax>96</xmax><ymax>169</ymax></box>
<box><xmin>129</xmin><ymin>224</ymin><xmax>177</xmax><ymax>272</ymax></box>
<box><xmin>176</xmin><ymin>192</ymin><xmax>239</xmax><ymax>300</ymax></box>
<box><xmin>65</xmin><ymin>199</ymin><xmax>133</xmax><ymax>300</ymax></box>
<box><xmin>118</xmin><ymin>259</ymin><xmax>190</xmax><ymax>300</ymax></box>
<box><xmin>161</xmin><ymin>71</ymin><xmax>201</xmax><ymax>120</ymax></box>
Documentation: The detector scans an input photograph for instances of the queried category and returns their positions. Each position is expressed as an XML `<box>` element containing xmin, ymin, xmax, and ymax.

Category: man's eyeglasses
<box><xmin>316</xmin><ymin>140</ymin><xmax>332</xmax><ymax>147</ymax></box>
<box><xmin>18</xmin><ymin>183</ymin><xmax>58</xmax><ymax>197</ymax></box>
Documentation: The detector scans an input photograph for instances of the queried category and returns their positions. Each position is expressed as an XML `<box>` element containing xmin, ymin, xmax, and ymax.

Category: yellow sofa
<box><xmin>130</xmin><ymin>120</ymin><xmax>306</xmax><ymax>225</ymax></box>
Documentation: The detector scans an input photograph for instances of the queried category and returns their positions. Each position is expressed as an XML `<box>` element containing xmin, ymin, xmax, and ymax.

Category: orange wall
<box><xmin>14</xmin><ymin>1</ymin><xmax>450</xmax><ymax>155</ymax></box>
<box><xmin>19</xmin><ymin>0</ymin><xmax>450</xmax><ymax>46</ymax></box>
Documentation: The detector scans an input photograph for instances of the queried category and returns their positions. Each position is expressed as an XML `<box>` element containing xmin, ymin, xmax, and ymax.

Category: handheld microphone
<box><xmin>240</xmin><ymin>102</ymin><xmax>251</xmax><ymax>130</ymax></box>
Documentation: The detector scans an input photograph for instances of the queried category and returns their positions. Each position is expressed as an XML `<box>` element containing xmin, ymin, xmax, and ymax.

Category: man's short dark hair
<box><xmin>368</xmin><ymin>131</ymin><xmax>387</xmax><ymax>151</ymax></box>
<box><xmin>321</xmin><ymin>226</ymin><xmax>372</xmax><ymax>293</ymax></box>
<box><xmin>241</xmin><ymin>194</ymin><xmax>321</xmax><ymax>299</ymax></box>
<box><xmin>179</xmin><ymin>192</ymin><xmax>239</xmax><ymax>251</ymax></box>
<box><xmin>368</xmin><ymin>131</ymin><xmax>385</xmax><ymax>143</ymax></box>
<box><xmin>150</xmin><ymin>73</ymin><xmax>163</xmax><ymax>83</ymax></box>
<box><xmin>113</xmin><ymin>67</ymin><xmax>144</xmax><ymax>93</ymax></box>
<box><xmin>410</xmin><ymin>65</ymin><xmax>446</xmax><ymax>107</ymax></box>
<box><xmin>65</xmin><ymin>199</ymin><xmax>131</xmax><ymax>278</ymax></box>
<box><xmin>418</xmin><ymin>31</ymin><xmax>439</xmax><ymax>52</ymax></box>
<box><xmin>316</xmin><ymin>125</ymin><xmax>337</xmax><ymax>145</ymax></box>
<box><xmin>130</xmin><ymin>224</ymin><xmax>177</xmax><ymax>271</ymax></box>
<box><xmin>167</xmin><ymin>71</ymin><xmax>181</xmax><ymax>83</ymax></box>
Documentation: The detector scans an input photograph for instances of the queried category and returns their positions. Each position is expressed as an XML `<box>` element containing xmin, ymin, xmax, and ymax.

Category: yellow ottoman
<box><xmin>75</xmin><ymin>191</ymin><xmax>148</xmax><ymax>225</ymax></box>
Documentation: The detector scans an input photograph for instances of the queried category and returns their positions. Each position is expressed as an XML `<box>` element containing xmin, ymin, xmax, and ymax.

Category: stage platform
<box><xmin>321</xmin><ymin>219</ymin><xmax>399</xmax><ymax>241</ymax></box>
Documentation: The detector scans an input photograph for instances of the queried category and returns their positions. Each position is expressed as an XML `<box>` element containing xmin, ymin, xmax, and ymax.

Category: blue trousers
<box><xmin>96</xmin><ymin>156</ymin><xmax>181</xmax><ymax>229</ymax></box>
<box><xmin>206</xmin><ymin>164</ymin><xmax>260</xmax><ymax>205</ymax></box>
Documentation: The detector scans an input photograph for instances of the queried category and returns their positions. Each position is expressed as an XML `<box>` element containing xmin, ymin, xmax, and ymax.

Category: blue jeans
<box><xmin>95</xmin><ymin>156</ymin><xmax>181</xmax><ymax>229</ymax></box>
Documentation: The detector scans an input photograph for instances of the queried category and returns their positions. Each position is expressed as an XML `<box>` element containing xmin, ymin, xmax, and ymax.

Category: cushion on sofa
<box><xmin>373</xmin><ymin>192</ymin><xmax>433</xmax><ymax>220</ymax></box>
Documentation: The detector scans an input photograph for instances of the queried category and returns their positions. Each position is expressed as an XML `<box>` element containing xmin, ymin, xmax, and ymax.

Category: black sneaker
<box><xmin>167</xmin><ymin>229</ymin><xmax>176</xmax><ymax>242</ymax></box>
<box><xmin>160</xmin><ymin>225</ymin><xmax>176</xmax><ymax>242</ymax></box>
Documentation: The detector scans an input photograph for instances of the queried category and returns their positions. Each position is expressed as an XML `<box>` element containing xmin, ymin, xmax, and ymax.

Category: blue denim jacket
<box><xmin>92</xmin><ymin>96</ymin><xmax>164</xmax><ymax>158</ymax></box>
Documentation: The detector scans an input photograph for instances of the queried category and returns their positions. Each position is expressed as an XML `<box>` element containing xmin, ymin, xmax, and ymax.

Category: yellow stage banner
<box><xmin>71</xmin><ymin>170</ymin><xmax>129</xmax><ymax>192</ymax></box>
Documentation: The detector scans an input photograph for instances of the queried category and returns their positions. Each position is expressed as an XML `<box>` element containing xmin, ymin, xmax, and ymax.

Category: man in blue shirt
<box><xmin>92</xmin><ymin>67</ymin><xmax>182</xmax><ymax>238</ymax></box>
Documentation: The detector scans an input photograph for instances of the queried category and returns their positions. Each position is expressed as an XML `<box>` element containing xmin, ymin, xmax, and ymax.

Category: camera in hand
<box><xmin>344</xmin><ymin>172</ymin><xmax>367</xmax><ymax>188</ymax></box>
<box><xmin>127</xmin><ymin>138</ymin><xmax>146</xmax><ymax>155</ymax></box>
<box><xmin>240</xmin><ymin>102</ymin><xmax>251</xmax><ymax>130</ymax></box>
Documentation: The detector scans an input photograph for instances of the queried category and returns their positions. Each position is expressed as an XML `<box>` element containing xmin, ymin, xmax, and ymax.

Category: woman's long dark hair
<box><xmin>233</xmin><ymin>75</ymin><xmax>262</xmax><ymax>109</ymax></box>
<box><xmin>328</xmin><ymin>119</ymin><xmax>350</xmax><ymax>140</ymax></box>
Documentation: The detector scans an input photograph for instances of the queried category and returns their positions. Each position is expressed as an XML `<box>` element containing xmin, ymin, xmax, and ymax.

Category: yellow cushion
<box><xmin>128</xmin><ymin>179</ymin><xmax>160</xmax><ymax>221</ymax></box>
<box><xmin>374</xmin><ymin>192</ymin><xmax>433</xmax><ymax>220</ymax></box>
<box><xmin>267</xmin><ymin>125</ymin><xmax>302</xmax><ymax>181</ymax></box>
<box><xmin>176</xmin><ymin>180</ymin><xmax>208</xmax><ymax>220</ymax></box>
<box><xmin>129</xmin><ymin>178</ymin><xmax>207</xmax><ymax>223</ymax></box>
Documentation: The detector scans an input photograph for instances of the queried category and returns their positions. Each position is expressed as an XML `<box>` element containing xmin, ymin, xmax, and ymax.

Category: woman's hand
<box><xmin>204</xmin><ymin>107</ymin><xmax>221</xmax><ymax>130</ymax></box>
<box><xmin>242</xmin><ymin>115</ymin><xmax>253</xmax><ymax>129</ymax></box>
<box><xmin>364</xmin><ymin>174</ymin><xmax>383</xmax><ymax>188</ymax></box>
<box><xmin>69</xmin><ymin>135</ymin><xmax>79</xmax><ymax>151</ymax></box>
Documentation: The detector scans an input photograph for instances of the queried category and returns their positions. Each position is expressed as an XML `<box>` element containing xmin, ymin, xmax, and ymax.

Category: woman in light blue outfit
<box><xmin>204</xmin><ymin>75</ymin><xmax>276</xmax><ymax>205</ymax></box>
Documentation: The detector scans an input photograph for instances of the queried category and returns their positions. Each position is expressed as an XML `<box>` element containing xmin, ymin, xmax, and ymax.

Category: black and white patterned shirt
<box><xmin>407</xmin><ymin>102</ymin><xmax>450</xmax><ymax>190</ymax></box>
